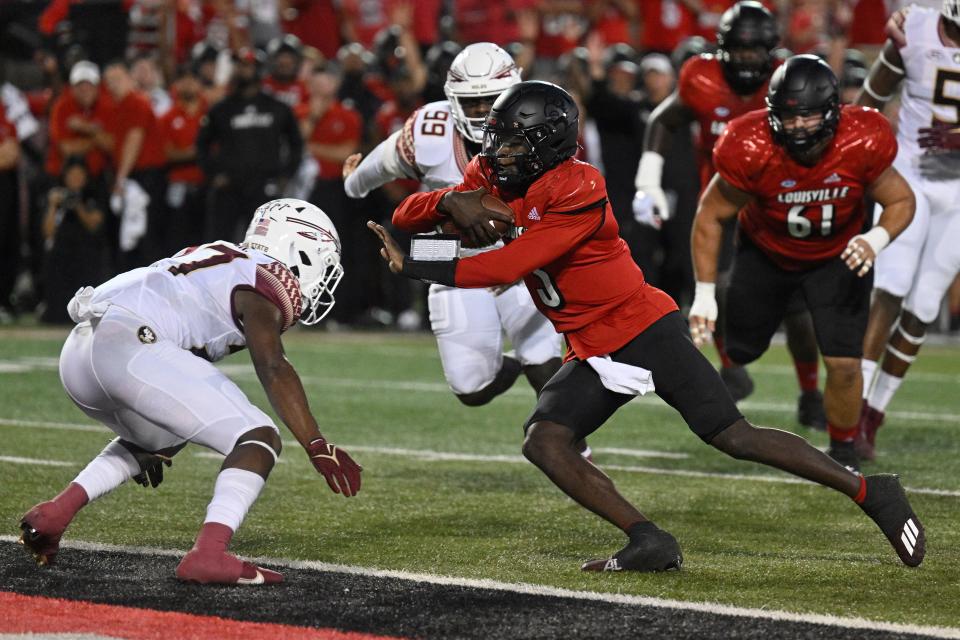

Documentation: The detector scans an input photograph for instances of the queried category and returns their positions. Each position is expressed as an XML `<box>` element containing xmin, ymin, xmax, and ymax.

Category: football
<box><xmin>438</xmin><ymin>194</ymin><xmax>514</xmax><ymax>248</ymax></box>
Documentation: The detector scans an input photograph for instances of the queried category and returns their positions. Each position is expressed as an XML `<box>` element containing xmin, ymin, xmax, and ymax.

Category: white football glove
<box><xmin>632</xmin><ymin>191</ymin><xmax>663</xmax><ymax>229</ymax></box>
<box><xmin>688</xmin><ymin>281</ymin><xmax>718</xmax><ymax>347</ymax></box>
<box><xmin>633</xmin><ymin>151</ymin><xmax>670</xmax><ymax>228</ymax></box>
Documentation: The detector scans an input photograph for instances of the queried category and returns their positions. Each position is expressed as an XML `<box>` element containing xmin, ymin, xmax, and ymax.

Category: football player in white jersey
<box><xmin>855</xmin><ymin>0</ymin><xmax>960</xmax><ymax>459</ymax></box>
<box><xmin>19</xmin><ymin>199</ymin><xmax>362</xmax><ymax>585</ymax></box>
<box><xmin>343</xmin><ymin>44</ymin><xmax>567</xmax><ymax>410</ymax></box>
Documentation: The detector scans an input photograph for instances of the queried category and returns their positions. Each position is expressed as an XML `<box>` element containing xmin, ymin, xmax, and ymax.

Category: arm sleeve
<box><xmin>391</xmin><ymin>156</ymin><xmax>489</xmax><ymax>232</ymax></box>
<box><xmin>343</xmin><ymin>129</ymin><xmax>416</xmax><ymax>199</ymax></box>
<box><xmin>712</xmin><ymin>126</ymin><xmax>753</xmax><ymax>193</ymax></box>
<box><xmin>454</xmin><ymin>205</ymin><xmax>606</xmax><ymax>287</ymax></box>
<box><xmin>391</xmin><ymin>185</ymin><xmax>457</xmax><ymax>232</ymax></box>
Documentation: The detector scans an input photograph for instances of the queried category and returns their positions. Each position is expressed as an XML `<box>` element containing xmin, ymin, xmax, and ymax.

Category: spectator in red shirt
<box><xmin>103</xmin><ymin>59</ymin><xmax>168</xmax><ymax>266</ymax></box>
<box><xmin>263</xmin><ymin>34</ymin><xmax>309</xmax><ymax>110</ymax></box>
<box><xmin>160</xmin><ymin>65</ymin><xmax>209</xmax><ymax>249</ymax></box>
<box><xmin>282</xmin><ymin>0</ymin><xmax>342</xmax><ymax>59</ymax></box>
<box><xmin>45</xmin><ymin>61</ymin><xmax>114</xmax><ymax>186</ymax></box>
<box><xmin>297</xmin><ymin>68</ymin><xmax>365</xmax><ymax>323</ymax></box>
<box><xmin>637</xmin><ymin>0</ymin><xmax>696</xmax><ymax>53</ymax></box>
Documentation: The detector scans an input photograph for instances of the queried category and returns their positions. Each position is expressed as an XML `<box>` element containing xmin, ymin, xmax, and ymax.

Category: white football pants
<box><xmin>427</xmin><ymin>283</ymin><xmax>562</xmax><ymax>395</ymax></box>
<box><xmin>59</xmin><ymin>305</ymin><xmax>278</xmax><ymax>454</ymax></box>
<box><xmin>873</xmin><ymin>163</ymin><xmax>960</xmax><ymax>323</ymax></box>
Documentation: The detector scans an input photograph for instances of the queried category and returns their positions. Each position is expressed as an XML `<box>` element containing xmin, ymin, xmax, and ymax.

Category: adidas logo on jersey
<box><xmin>527</xmin><ymin>207</ymin><xmax>541</xmax><ymax>221</ymax></box>
<box><xmin>823</xmin><ymin>172</ymin><xmax>842</xmax><ymax>184</ymax></box>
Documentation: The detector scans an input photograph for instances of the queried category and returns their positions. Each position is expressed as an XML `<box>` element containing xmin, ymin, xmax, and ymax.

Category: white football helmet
<box><xmin>444</xmin><ymin>42</ymin><xmax>521</xmax><ymax>144</ymax></box>
<box><xmin>944</xmin><ymin>0</ymin><xmax>960</xmax><ymax>26</ymax></box>
<box><xmin>242</xmin><ymin>198</ymin><xmax>343</xmax><ymax>325</ymax></box>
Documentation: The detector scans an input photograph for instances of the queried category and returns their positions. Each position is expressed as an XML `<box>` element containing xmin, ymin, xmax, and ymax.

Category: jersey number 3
<box><xmin>787</xmin><ymin>204</ymin><xmax>834</xmax><ymax>239</ymax></box>
<box><xmin>532</xmin><ymin>269</ymin><xmax>564</xmax><ymax>309</ymax></box>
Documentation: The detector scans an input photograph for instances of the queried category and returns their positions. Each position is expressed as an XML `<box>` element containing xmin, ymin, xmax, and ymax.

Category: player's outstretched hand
<box><xmin>688</xmin><ymin>282</ymin><xmax>718</xmax><ymax>348</ymax></box>
<box><xmin>438</xmin><ymin>187</ymin><xmax>514</xmax><ymax>247</ymax></box>
<box><xmin>918</xmin><ymin>121</ymin><xmax>960</xmax><ymax>152</ymax></box>
<box><xmin>885</xmin><ymin>7</ymin><xmax>908</xmax><ymax>48</ymax></box>
<box><xmin>368</xmin><ymin>221</ymin><xmax>406</xmax><ymax>273</ymax></box>
<box><xmin>307</xmin><ymin>437</ymin><xmax>362</xmax><ymax>497</ymax></box>
<box><xmin>342</xmin><ymin>153</ymin><xmax>362</xmax><ymax>180</ymax></box>
<box><xmin>842</xmin><ymin>235</ymin><xmax>877</xmax><ymax>277</ymax></box>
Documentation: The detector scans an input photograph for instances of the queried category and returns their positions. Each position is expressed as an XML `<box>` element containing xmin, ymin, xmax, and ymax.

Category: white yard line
<box><xmin>5</xmin><ymin>417</ymin><xmax>959</xmax><ymax>497</ymax></box>
<box><xmin>0</xmin><ymin>535</ymin><xmax>956</xmax><ymax>639</ymax></box>
<box><xmin>0</xmin><ymin>455</ymin><xmax>74</xmax><ymax>467</ymax></box>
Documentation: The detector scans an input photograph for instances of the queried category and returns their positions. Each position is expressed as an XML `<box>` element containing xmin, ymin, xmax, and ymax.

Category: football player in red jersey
<box><xmin>370</xmin><ymin>81</ymin><xmax>925</xmax><ymax>572</ymax></box>
<box><xmin>690</xmin><ymin>56</ymin><xmax>916</xmax><ymax>473</ymax></box>
<box><xmin>635</xmin><ymin>2</ymin><xmax>827</xmax><ymax>429</ymax></box>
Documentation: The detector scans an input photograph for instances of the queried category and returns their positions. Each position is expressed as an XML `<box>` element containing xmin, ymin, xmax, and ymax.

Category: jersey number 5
<box><xmin>932</xmin><ymin>69</ymin><xmax>960</xmax><ymax>125</ymax></box>
<box><xmin>532</xmin><ymin>269</ymin><xmax>564</xmax><ymax>309</ymax></box>
<box><xmin>168</xmin><ymin>244</ymin><xmax>247</xmax><ymax>276</ymax></box>
<box><xmin>787</xmin><ymin>204</ymin><xmax>834</xmax><ymax>239</ymax></box>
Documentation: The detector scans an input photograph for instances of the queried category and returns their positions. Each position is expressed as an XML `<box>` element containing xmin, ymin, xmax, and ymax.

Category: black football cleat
<box><xmin>797</xmin><ymin>389</ymin><xmax>827</xmax><ymax>431</ymax></box>
<box><xmin>858</xmin><ymin>474</ymin><xmax>925</xmax><ymax>567</ymax></box>
<box><xmin>720</xmin><ymin>365</ymin><xmax>754</xmax><ymax>402</ymax></box>
<box><xmin>582</xmin><ymin>523</ymin><xmax>683</xmax><ymax>572</ymax></box>
<box><xmin>828</xmin><ymin>440</ymin><xmax>860</xmax><ymax>473</ymax></box>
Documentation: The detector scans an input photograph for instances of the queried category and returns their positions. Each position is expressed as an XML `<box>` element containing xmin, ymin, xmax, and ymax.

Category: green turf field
<box><xmin>1</xmin><ymin>327</ymin><xmax>958</xmax><ymax>628</ymax></box>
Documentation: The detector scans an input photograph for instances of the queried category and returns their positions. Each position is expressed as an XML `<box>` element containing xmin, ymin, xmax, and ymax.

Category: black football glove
<box><xmin>118</xmin><ymin>439</ymin><xmax>184</xmax><ymax>489</ymax></box>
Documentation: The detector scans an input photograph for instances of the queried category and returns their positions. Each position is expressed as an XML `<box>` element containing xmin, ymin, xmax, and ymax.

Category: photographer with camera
<box><xmin>41</xmin><ymin>158</ymin><xmax>112</xmax><ymax>323</ymax></box>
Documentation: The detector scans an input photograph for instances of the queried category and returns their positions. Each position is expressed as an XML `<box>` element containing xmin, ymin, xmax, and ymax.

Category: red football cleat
<box><xmin>19</xmin><ymin>500</ymin><xmax>74</xmax><ymax>566</ymax></box>
<box><xmin>176</xmin><ymin>548</ymin><xmax>283</xmax><ymax>585</ymax></box>
<box><xmin>855</xmin><ymin>402</ymin><xmax>885</xmax><ymax>462</ymax></box>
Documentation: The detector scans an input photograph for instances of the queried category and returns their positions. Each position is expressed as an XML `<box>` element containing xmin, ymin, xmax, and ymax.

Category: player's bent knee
<box><xmin>823</xmin><ymin>358</ymin><xmax>860</xmax><ymax>387</ymax></box>
<box><xmin>234</xmin><ymin>426</ymin><xmax>282</xmax><ymax>461</ymax></box>
<box><xmin>709</xmin><ymin>418</ymin><xmax>759</xmax><ymax>460</ymax></box>
<box><xmin>724</xmin><ymin>344</ymin><xmax>761</xmax><ymax>367</ymax></box>
<box><xmin>522</xmin><ymin>421</ymin><xmax>576</xmax><ymax>462</ymax></box>
<box><xmin>455</xmin><ymin>389</ymin><xmax>495</xmax><ymax>407</ymax></box>
<box><xmin>898</xmin><ymin>310</ymin><xmax>928</xmax><ymax>336</ymax></box>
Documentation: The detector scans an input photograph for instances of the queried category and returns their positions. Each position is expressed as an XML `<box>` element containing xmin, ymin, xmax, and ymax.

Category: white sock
<box><xmin>861</xmin><ymin>359</ymin><xmax>878</xmax><ymax>400</ymax></box>
<box><xmin>73</xmin><ymin>439</ymin><xmax>141</xmax><ymax>501</ymax></box>
<box><xmin>868</xmin><ymin>370</ymin><xmax>904</xmax><ymax>413</ymax></box>
<box><xmin>204</xmin><ymin>468</ymin><xmax>265</xmax><ymax>531</ymax></box>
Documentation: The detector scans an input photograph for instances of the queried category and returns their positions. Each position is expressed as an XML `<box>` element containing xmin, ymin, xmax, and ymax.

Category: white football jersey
<box><xmin>395</xmin><ymin>100</ymin><xmax>474</xmax><ymax>190</ymax></box>
<box><xmin>88</xmin><ymin>242</ymin><xmax>302</xmax><ymax>361</ymax></box>
<box><xmin>897</xmin><ymin>6</ymin><xmax>960</xmax><ymax>175</ymax></box>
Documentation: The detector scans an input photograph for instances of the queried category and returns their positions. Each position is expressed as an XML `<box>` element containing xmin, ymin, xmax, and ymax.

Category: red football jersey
<box><xmin>262</xmin><ymin>77</ymin><xmax>309</xmax><ymax>110</ymax></box>
<box><xmin>392</xmin><ymin>157</ymin><xmax>679</xmax><ymax>359</ymax></box>
<box><xmin>713</xmin><ymin>105</ymin><xmax>897</xmax><ymax>270</ymax></box>
<box><xmin>678</xmin><ymin>54</ymin><xmax>776</xmax><ymax>187</ymax></box>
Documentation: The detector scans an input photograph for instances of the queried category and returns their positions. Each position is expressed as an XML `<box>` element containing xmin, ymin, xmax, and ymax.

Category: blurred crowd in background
<box><xmin>1</xmin><ymin>0</ymin><xmax>957</xmax><ymax>330</ymax></box>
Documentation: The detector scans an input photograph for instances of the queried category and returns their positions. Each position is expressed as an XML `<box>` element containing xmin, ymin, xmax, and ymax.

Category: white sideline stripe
<box><xmin>0</xmin><ymin>455</ymin><xmax>75</xmax><ymax>467</ymax></box>
<box><xmin>6</xmin><ymin>417</ymin><xmax>960</xmax><ymax>498</ymax></box>
<box><xmin>1</xmin><ymin>357</ymin><xmax>958</xmax><ymax>424</ymax></box>
<box><xmin>0</xmin><ymin>535</ymin><xmax>956</xmax><ymax>639</ymax></box>
<box><xmin>593</xmin><ymin>447</ymin><xmax>688</xmax><ymax>460</ymax></box>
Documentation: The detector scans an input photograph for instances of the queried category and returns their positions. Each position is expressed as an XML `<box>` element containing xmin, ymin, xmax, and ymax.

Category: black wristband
<box><xmin>400</xmin><ymin>257</ymin><xmax>458</xmax><ymax>285</ymax></box>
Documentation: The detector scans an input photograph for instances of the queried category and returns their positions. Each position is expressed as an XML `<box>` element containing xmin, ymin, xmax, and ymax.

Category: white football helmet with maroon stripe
<box><xmin>444</xmin><ymin>43</ymin><xmax>521</xmax><ymax>144</ymax></box>
<box><xmin>242</xmin><ymin>198</ymin><xmax>343</xmax><ymax>325</ymax></box>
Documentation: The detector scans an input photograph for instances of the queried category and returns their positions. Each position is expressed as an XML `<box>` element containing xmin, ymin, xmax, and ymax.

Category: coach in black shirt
<box><xmin>197</xmin><ymin>48</ymin><xmax>303</xmax><ymax>241</ymax></box>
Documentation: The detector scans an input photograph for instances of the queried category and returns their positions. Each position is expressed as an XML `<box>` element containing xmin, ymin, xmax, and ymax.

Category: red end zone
<box><xmin>0</xmin><ymin>591</ymin><xmax>401</xmax><ymax>640</ymax></box>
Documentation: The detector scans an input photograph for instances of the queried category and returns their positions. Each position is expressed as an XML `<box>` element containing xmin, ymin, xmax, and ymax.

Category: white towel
<box><xmin>67</xmin><ymin>286</ymin><xmax>110</xmax><ymax>323</ymax></box>
<box><xmin>586</xmin><ymin>355</ymin><xmax>655</xmax><ymax>396</ymax></box>
<box><xmin>113</xmin><ymin>179</ymin><xmax>150</xmax><ymax>252</ymax></box>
